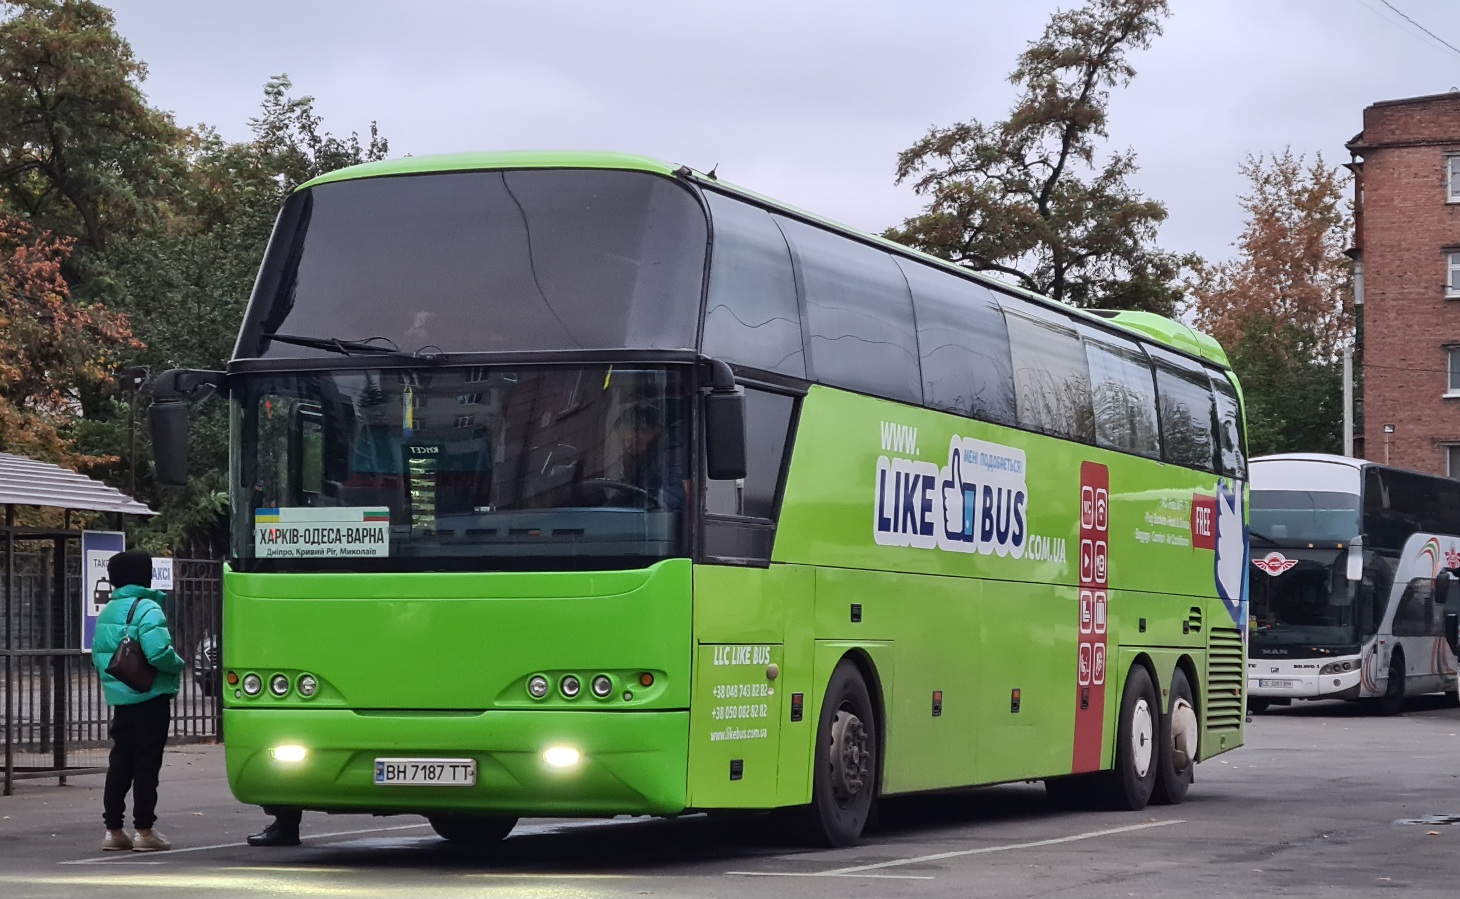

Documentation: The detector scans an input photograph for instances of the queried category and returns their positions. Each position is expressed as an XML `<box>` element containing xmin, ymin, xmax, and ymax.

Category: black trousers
<box><xmin>103</xmin><ymin>695</ymin><xmax>172</xmax><ymax>831</ymax></box>
<box><xmin>262</xmin><ymin>806</ymin><xmax>304</xmax><ymax>828</ymax></box>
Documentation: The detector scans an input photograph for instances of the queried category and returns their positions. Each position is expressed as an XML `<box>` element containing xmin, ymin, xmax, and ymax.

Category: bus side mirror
<box><xmin>148</xmin><ymin>368</ymin><xmax>227</xmax><ymax>487</ymax></box>
<box><xmin>702</xmin><ymin>358</ymin><xmax>746</xmax><ymax>481</ymax></box>
<box><xmin>1346</xmin><ymin>536</ymin><xmax>1364</xmax><ymax>582</ymax></box>
<box><xmin>149</xmin><ymin>400</ymin><xmax>191</xmax><ymax>486</ymax></box>
<box><xmin>1436</xmin><ymin>568</ymin><xmax>1460</xmax><ymax>606</ymax></box>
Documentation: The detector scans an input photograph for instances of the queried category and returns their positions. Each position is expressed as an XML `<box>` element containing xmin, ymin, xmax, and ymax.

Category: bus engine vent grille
<box><xmin>1204</xmin><ymin>626</ymin><xmax>1245</xmax><ymax>731</ymax></box>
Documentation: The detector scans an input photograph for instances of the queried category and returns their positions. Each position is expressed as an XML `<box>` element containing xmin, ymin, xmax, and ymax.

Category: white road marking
<box><xmin>59</xmin><ymin>814</ymin><xmax>647</xmax><ymax>866</ymax></box>
<box><xmin>728</xmin><ymin>819</ymin><xmax>1184</xmax><ymax>879</ymax></box>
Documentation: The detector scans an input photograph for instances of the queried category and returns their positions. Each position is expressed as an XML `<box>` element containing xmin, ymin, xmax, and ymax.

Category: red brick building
<box><xmin>1347</xmin><ymin>92</ymin><xmax>1460</xmax><ymax>476</ymax></box>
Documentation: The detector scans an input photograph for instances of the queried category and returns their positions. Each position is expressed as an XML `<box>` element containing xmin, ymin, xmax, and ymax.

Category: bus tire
<box><xmin>427</xmin><ymin>814</ymin><xmax>517</xmax><ymax>846</ymax></box>
<box><xmin>789</xmin><ymin>659</ymin><xmax>878</xmax><ymax>847</ymax></box>
<box><xmin>1376</xmin><ymin>652</ymin><xmax>1405</xmax><ymax>716</ymax></box>
<box><xmin>1099</xmin><ymin>665</ymin><xmax>1158</xmax><ymax>811</ymax></box>
<box><xmin>1151</xmin><ymin>668</ymin><xmax>1198</xmax><ymax>806</ymax></box>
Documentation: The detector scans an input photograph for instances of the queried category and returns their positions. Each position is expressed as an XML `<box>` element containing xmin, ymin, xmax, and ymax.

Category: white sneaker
<box><xmin>131</xmin><ymin>829</ymin><xmax>172</xmax><ymax>852</ymax></box>
<box><xmin>102</xmin><ymin>830</ymin><xmax>132</xmax><ymax>851</ymax></box>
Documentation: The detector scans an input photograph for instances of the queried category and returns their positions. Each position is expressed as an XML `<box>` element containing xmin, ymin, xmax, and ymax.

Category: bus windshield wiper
<box><xmin>265</xmin><ymin>333</ymin><xmax>403</xmax><ymax>356</ymax></box>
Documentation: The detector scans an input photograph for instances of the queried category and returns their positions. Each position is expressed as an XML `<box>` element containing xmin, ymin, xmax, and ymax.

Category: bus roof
<box><xmin>299</xmin><ymin>150</ymin><xmax>1231</xmax><ymax>369</ymax></box>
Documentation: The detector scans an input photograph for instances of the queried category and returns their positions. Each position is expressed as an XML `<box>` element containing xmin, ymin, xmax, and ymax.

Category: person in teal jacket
<box><xmin>91</xmin><ymin>549</ymin><xmax>185</xmax><ymax>852</ymax></box>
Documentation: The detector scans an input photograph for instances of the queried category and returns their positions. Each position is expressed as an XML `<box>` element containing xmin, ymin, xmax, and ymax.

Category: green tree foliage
<box><xmin>0</xmin><ymin>1</ymin><xmax>388</xmax><ymax>553</ymax></box>
<box><xmin>886</xmin><ymin>0</ymin><xmax>1187</xmax><ymax>314</ymax></box>
<box><xmin>0</xmin><ymin>0</ymin><xmax>189</xmax><ymax>262</ymax></box>
<box><xmin>1186</xmin><ymin>150</ymin><xmax>1354</xmax><ymax>456</ymax></box>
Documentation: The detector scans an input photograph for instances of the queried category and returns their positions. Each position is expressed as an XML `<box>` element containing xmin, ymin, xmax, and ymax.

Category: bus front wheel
<box><xmin>427</xmin><ymin>814</ymin><xmax>518</xmax><ymax>846</ymax></box>
<box><xmin>1151</xmin><ymin>668</ymin><xmax>1198</xmax><ymax>806</ymax></box>
<box><xmin>788</xmin><ymin>660</ymin><xmax>878</xmax><ymax>847</ymax></box>
<box><xmin>1376</xmin><ymin>653</ymin><xmax>1405</xmax><ymax>716</ymax></box>
<box><xmin>1100</xmin><ymin>665</ymin><xmax>1158</xmax><ymax>811</ymax></box>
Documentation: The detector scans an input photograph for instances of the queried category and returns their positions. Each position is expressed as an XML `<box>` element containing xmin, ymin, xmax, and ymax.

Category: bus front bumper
<box><xmin>224</xmin><ymin>708</ymin><xmax>689</xmax><ymax>817</ymax></box>
<box><xmin>1247</xmin><ymin>669</ymin><xmax>1362</xmax><ymax>700</ymax></box>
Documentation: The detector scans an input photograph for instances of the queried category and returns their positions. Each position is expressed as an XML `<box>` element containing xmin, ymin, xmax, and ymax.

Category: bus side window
<box><xmin>1210</xmin><ymin>373</ymin><xmax>1247</xmax><ymax>479</ymax></box>
<box><xmin>703</xmin><ymin>388</ymin><xmax>797</xmax><ymax>566</ymax></box>
<box><xmin>701</xmin><ymin>193</ymin><xmax>806</xmax><ymax>379</ymax></box>
<box><xmin>1148</xmin><ymin>348</ymin><xmax>1217</xmax><ymax>473</ymax></box>
<box><xmin>898</xmin><ymin>258</ymin><xmax>1017</xmax><ymax>428</ymax></box>
<box><xmin>1081</xmin><ymin>333</ymin><xmax>1161</xmax><ymax>459</ymax></box>
<box><xmin>1002</xmin><ymin>302</ymin><xmax>1094</xmax><ymax>443</ymax></box>
<box><xmin>774</xmin><ymin>216</ymin><xmax>923</xmax><ymax>405</ymax></box>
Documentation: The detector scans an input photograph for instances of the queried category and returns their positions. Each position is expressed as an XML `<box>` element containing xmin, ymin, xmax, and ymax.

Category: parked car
<box><xmin>193</xmin><ymin>634</ymin><xmax>221</xmax><ymax>696</ymax></box>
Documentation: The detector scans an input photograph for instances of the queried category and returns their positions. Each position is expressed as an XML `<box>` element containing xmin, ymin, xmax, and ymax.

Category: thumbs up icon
<box><xmin>942</xmin><ymin>450</ymin><xmax>975</xmax><ymax>543</ymax></box>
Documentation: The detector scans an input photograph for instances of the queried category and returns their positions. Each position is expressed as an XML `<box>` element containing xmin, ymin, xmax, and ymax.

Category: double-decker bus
<box><xmin>151</xmin><ymin>151</ymin><xmax>1248</xmax><ymax>848</ymax></box>
<box><xmin>1247</xmin><ymin>453</ymin><xmax>1460</xmax><ymax>714</ymax></box>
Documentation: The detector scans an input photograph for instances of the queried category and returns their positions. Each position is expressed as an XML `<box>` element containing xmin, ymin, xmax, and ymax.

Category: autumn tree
<box><xmin>887</xmin><ymin>0</ymin><xmax>1187</xmax><ymax>314</ymax></box>
<box><xmin>1186</xmin><ymin>150</ymin><xmax>1354</xmax><ymax>455</ymax></box>
<box><xmin>0</xmin><ymin>214</ymin><xmax>138</xmax><ymax>466</ymax></box>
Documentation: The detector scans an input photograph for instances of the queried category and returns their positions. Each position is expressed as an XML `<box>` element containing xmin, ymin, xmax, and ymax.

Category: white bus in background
<box><xmin>1247</xmin><ymin>454</ymin><xmax>1460</xmax><ymax>715</ymax></box>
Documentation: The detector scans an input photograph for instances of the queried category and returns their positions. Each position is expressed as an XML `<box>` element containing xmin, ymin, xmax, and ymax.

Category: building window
<box><xmin>453</xmin><ymin>415</ymin><xmax>475</xmax><ymax>428</ymax></box>
<box><xmin>456</xmin><ymin>393</ymin><xmax>481</xmax><ymax>406</ymax></box>
<box><xmin>1448</xmin><ymin>445</ymin><xmax>1460</xmax><ymax>479</ymax></box>
<box><xmin>1449</xmin><ymin>347</ymin><xmax>1460</xmax><ymax>396</ymax></box>
<box><xmin>1450</xmin><ymin>156</ymin><xmax>1460</xmax><ymax>203</ymax></box>
<box><xmin>1449</xmin><ymin>252</ymin><xmax>1460</xmax><ymax>298</ymax></box>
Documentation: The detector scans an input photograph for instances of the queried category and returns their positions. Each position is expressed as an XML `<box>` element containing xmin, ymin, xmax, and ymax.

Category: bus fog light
<box><xmin>560</xmin><ymin>675</ymin><xmax>581</xmax><ymax>699</ymax></box>
<box><xmin>591</xmin><ymin>675</ymin><xmax>613</xmax><ymax>698</ymax></box>
<box><xmin>271</xmin><ymin>744</ymin><xmax>308</xmax><ymax>763</ymax></box>
<box><xmin>297</xmin><ymin>674</ymin><xmax>318</xmax><ymax>697</ymax></box>
<box><xmin>527</xmin><ymin>675</ymin><xmax>550</xmax><ymax>699</ymax></box>
<box><xmin>242</xmin><ymin>673</ymin><xmax>262</xmax><ymax>696</ymax></box>
<box><xmin>270</xmin><ymin>674</ymin><xmax>290</xmax><ymax>696</ymax></box>
<box><xmin>543</xmin><ymin>746</ymin><xmax>581</xmax><ymax>768</ymax></box>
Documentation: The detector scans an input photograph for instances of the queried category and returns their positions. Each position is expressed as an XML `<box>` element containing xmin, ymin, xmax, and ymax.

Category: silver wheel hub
<box><xmin>1132</xmin><ymin>698</ymin><xmax>1154</xmax><ymax>778</ymax></box>
<box><xmin>829</xmin><ymin>708</ymin><xmax>870</xmax><ymax>802</ymax></box>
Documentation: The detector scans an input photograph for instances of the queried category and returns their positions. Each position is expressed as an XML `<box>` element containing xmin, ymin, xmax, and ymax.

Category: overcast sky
<box><xmin>102</xmin><ymin>0</ymin><xmax>1460</xmax><ymax>267</ymax></box>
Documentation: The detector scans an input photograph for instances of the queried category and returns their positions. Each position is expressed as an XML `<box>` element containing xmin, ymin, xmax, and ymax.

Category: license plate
<box><xmin>1258</xmin><ymin>679</ymin><xmax>1294</xmax><ymax>689</ymax></box>
<box><xmin>374</xmin><ymin>757</ymin><xmax>477</xmax><ymax>786</ymax></box>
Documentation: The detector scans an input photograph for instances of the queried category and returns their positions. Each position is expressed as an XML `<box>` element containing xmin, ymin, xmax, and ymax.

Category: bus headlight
<box><xmin>1320</xmin><ymin>660</ymin><xmax>1357</xmax><ymax>676</ymax></box>
<box><xmin>271</xmin><ymin>744</ymin><xmax>308</xmax><ymax>763</ymax></box>
<box><xmin>242</xmin><ymin>673</ymin><xmax>262</xmax><ymax>696</ymax></box>
<box><xmin>270</xmin><ymin>674</ymin><xmax>290</xmax><ymax>696</ymax></box>
<box><xmin>543</xmin><ymin>746</ymin><xmax>581</xmax><ymax>768</ymax></box>
<box><xmin>591</xmin><ymin>675</ymin><xmax>613</xmax><ymax>698</ymax></box>
<box><xmin>297</xmin><ymin>674</ymin><xmax>318</xmax><ymax>697</ymax></box>
<box><xmin>527</xmin><ymin>675</ymin><xmax>550</xmax><ymax>699</ymax></box>
<box><xmin>559</xmin><ymin>675</ymin><xmax>581</xmax><ymax>699</ymax></box>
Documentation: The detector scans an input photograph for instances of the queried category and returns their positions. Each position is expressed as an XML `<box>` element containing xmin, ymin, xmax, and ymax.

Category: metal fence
<box><xmin>2</xmin><ymin>535</ymin><xmax>223</xmax><ymax>794</ymax></box>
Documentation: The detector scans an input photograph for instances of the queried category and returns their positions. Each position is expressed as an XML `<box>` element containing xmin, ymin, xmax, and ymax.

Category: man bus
<box><xmin>150</xmin><ymin>151</ymin><xmax>1247</xmax><ymax>848</ymax></box>
<box><xmin>1247</xmin><ymin>453</ymin><xmax>1460</xmax><ymax>714</ymax></box>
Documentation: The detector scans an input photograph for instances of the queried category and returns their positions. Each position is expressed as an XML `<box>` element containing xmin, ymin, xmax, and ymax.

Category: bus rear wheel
<box><xmin>1151</xmin><ymin>668</ymin><xmax>1198</xmax><ymax>806</ymax></box>
<box><xmin>427</xmin><ymin>814</ymin><xmax>518</xmax><ymax>846</ymax></box>
<box><xmin>1098</xmin><ymin>665</ymin><xmax>1158</xmax><ymax>811</ymax></box>
<box><xmin>787</xmin><ymin>659</ymin><xmax>878</xmax><ymax>847</ymax></box>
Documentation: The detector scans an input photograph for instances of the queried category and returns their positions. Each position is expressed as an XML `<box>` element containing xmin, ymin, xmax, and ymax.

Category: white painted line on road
<box><xmin>59</xmin><ymin>814</ymin><xmax>652</xmax><ymax>866</ymax></box>
<box><xmin>728</xmin><ymin>819</ymin><xmax>1184</xmax><ymax>879</ymax></box>
<box><xmin>729</xmin><ymin>871</ymin><xmax>936</xmax><ymax>880</ymax></box>
<box><xmin>58</xmin><ymin>823</ymin><xmax>431</xmax><ymax>864</ymax></box>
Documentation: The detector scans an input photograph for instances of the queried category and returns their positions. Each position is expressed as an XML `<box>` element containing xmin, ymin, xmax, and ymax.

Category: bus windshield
<box><xmin>1248</xmin><ymin>549</ymin><xmax>1368</xmax><ymax>649</ymax></box>
<box><xmin>1249</xmin><ymin>490</ymin><xmax>1360</xmax><ymax>544</ymax></box>
<box><xmin>230</xmin><ymin>364</ymin><xmax>691</xmax><ymax>571</ymax></box>
<box><xmin>234</xmin><ymin>169</ymin><xmax>708</xmax><ymax>359</ymax></box>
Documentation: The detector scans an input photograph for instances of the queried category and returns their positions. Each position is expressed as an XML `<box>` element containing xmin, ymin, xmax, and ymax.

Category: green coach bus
<box><xmin>150</xmin><ymin>151</ymin><xmax>1248</xmax><ymax>848</ymax></box>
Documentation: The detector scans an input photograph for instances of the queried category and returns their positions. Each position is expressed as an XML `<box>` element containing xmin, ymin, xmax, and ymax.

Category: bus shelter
<box><xmin>0</xmin><ymin>452</ymin><xmax>220</xmax><ymax>795</ymax></box>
